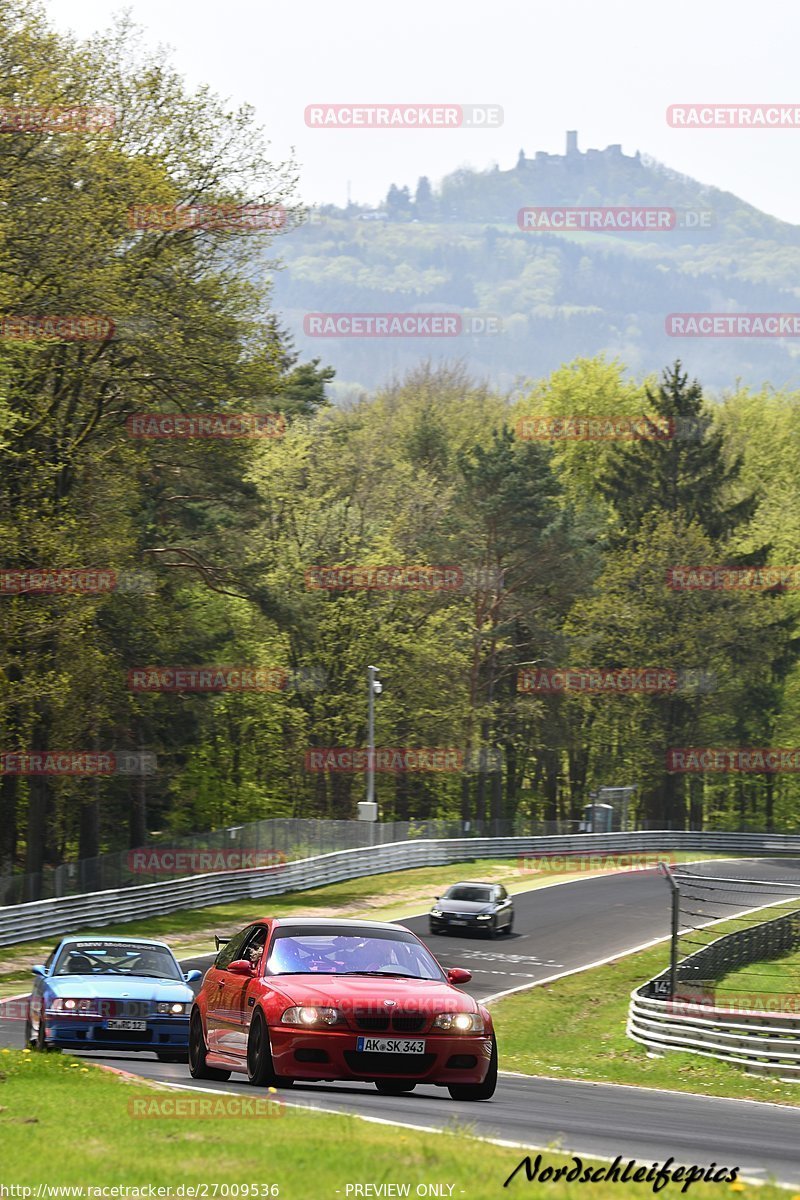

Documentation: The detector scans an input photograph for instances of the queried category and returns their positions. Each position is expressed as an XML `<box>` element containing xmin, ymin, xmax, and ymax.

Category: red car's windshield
<box><xmin>266</xmin><ymin>930</ymin><xmax>444</xmax><ymax>980</ymax></box>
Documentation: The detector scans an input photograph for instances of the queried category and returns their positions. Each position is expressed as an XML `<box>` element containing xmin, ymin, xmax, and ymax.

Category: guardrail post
<box><xmin>661</xmin><ymin>862</ymin><xmax>680</xmax><ymax>998</ymax></box>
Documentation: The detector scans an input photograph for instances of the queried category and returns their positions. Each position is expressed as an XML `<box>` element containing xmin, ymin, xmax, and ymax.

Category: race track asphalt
<box><xmin>3</xmin><ymin>857</ymin><xmax>800</xmax><ymax>1185</ymax></box>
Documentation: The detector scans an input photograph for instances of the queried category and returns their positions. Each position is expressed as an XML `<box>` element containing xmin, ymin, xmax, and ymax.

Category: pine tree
<box><xmin>598</xmin><ymin>362</ymin><xmax>758</xmax><ymax>542</ymax></box>
<box><xmin>414</xmin><ymin>176</ymin><xmax>435</xmax><ymax>219</ymax></box>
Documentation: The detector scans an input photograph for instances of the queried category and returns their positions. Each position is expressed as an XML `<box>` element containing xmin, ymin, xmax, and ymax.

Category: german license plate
<box><xmin>106</xmin><ymin>1019</ymin><xmax>147</xmax><ymax>1031</ymax></box>
<box><xmin>450</xmin><ymin>919</ymin><xmax>467</xmax><ymax>925</ymax></box>
<box><xmin>356</xmin><ymin>1037</ymin><xmax>425</xmax><ymax>1054</ymax></box>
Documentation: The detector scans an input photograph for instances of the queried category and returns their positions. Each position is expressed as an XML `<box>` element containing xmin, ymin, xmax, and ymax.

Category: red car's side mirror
<box><xmin>447</xmin><ymin>967</ymin><xmax>472</xmax><ymax>985</ymax></box>
<box><xmin>228</xmin><ymin>959</ymin><xmax>255</xmax><ymax>977</ymax></box>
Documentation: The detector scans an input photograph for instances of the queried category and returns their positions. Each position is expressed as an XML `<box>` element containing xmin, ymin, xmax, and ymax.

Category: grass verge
<box><xmin>0</xmin><ymin>1050</ymin><xmax>785</xmax><ymax>1198</ymax></box>
<box><xmin>714</xmin><ymin>940</ymin><xmax>800</xmax><ymax>1005</ymax></box>
<box><xmin>490</xmin><ymin>931</ymin><xmax>800</xmax><ymax>1107</ymax></box>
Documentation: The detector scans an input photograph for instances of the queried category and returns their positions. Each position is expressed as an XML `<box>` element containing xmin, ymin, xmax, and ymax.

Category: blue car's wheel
<box><xmin>35</xmin><ymin>1018</ymin><xmax>54</xmax><ymax>1053</ymax></box>
<box><xmin>156</xmin><ymin>1050</ymin><xmax>189</xmax><ymax>1064</ymax></box>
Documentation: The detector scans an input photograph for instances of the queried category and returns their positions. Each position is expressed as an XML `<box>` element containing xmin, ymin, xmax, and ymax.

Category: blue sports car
<box><xmin>26</xmin><ymin>935</ymin><xmax>202</xmax><ymax>1061</ymax></box>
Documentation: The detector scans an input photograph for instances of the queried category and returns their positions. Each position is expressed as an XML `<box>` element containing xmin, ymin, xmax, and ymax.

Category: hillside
<box><xmin>270</xmin><ymin>132</ymin><xmax>800</xmax><ymax>395</ymax></box>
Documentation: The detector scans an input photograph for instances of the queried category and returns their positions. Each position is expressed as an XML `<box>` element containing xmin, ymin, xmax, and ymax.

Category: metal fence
<box><xmin>3</xmin><ymin>828</ymin><xmax>800</xmax><ymax>949</ymax></box>
<box><xmin>628</xmin><ymin>868</ymin><xmax>800</xmax><ymax>1078</ymax></box>
<box><xmin>1</xmin><ymin>817</ymin><xmax>585</xmax><ymax>905</ymax></box>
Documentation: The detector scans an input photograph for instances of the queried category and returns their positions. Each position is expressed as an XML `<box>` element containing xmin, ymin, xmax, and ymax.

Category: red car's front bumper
<box><xmin>269</xmin><ymin>1026</ymin><xmax>494</xmax><ymax>1085</ymax></box>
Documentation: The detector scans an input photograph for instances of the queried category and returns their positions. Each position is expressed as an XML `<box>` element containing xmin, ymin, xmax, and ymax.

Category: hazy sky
<box><xmin>42</xmin><ymin>0</ymin><xmax>798</xmax><ymax>223</ymax></box>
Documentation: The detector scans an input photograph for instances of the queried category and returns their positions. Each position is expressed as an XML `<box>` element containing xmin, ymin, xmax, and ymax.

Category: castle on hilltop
<box><xmin>516</xmin><ymin>131</ymin><xmax>641</xmax><ymax>170</ymax></box>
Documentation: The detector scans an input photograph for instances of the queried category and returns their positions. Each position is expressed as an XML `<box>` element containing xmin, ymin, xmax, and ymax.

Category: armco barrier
<box><xmin>628</xmin><ymin>991</ymin><xmax>800</xmax><ymax>1079</ymax></box>
<box><xmin>2</xmin><ymin>829</ymin><xmax>800</xmax><ymax>948</ymax></box>
<box><xmin>628</xmin><ymin>875</ymin><xmax>800</xmax><ymax>1078</ymax></box>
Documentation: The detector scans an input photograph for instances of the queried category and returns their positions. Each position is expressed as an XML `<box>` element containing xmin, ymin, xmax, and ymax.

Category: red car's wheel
<box><xmin>447</xmin><ymin>1036</ymin><xmax>497</xmax><ymax>1101</ymax></box>
<box><xmin>247</xmin><ymin>1010</ymin><xmax>294</xmax><ymax>1088</ymax></box>
<box><xmin>375</xmin><ymin>1080</ymin><xmax>416</xmax><ymax>1095</ymax></box>
<box><xmin>189</xmin><ymin>1011</ymin><xmax>230</xmax><ymax>1081</ymax></box>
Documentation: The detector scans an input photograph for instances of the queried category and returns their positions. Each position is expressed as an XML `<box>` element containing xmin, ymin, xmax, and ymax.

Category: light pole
<box><xmin>359</xmin><ymin>665</ymin><xmax>382</xmax><ymax>822</ymax></box>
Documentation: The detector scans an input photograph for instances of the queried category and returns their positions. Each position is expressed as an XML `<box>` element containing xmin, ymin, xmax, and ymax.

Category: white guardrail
<box><xmin>627</xmin><ymin>990</ymin><xmax>800</xmax><ymax>1080</ymax></box>
<box><xmin>627</xmin><ymin>853</ymin><xmax>800</xmax><ymax>1079</ymax></box>
<box><xmin>2</xmin><ymin>829</ymin><xmax>800</xmax><ymax>948</ymax></box>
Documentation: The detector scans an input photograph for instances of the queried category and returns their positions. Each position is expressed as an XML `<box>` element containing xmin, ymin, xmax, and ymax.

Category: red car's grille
<box><xmin>391</xmin><ymin>1014</ymin><xmax>426</xmax><ymax>1033</ymax></box>
<box><xmin>352</xmin><ymin>1012</ymin><xmax>428</xmax><ymax>1034</ymax></box>
<box><xmin>344</xmin><ymin>1050</ymin><xmax>436</xmax><ymax>1075</ymax></box>
<box><xmin>354</xmin><ymin>1016</ymin><xmax>390</xmax><ymax>1032</ymax></box>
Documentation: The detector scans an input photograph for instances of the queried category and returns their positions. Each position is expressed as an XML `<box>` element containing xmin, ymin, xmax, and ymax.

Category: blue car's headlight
<box><xmin>430</xmin><ymin>908</ymin><xmax>443</xmax><ymax>917</ymax></box>
<box><xmin>50</xmin><ymin>998</ymin><xmax>101</xmax><ymax>1015</ymax></box>
<box><xmin>156</xmin><ymin>1002</ymin><xmax>188</xmax><ymax>1015</ymax></box>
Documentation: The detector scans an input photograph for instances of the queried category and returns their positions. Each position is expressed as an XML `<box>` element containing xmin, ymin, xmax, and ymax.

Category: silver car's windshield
<box><xmin>445</xmin><ymin>886</ymin><xmax>492</xmax><ymax>902</ymax></box>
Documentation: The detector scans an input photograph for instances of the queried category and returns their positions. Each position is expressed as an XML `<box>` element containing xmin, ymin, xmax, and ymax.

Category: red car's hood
<box><xmin>262</xmin><ymin>973</ymin><xmax>477</xmax><ymax>1012</ymax></box>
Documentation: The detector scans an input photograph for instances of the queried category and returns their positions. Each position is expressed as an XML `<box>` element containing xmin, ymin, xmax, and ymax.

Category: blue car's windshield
<box><xmin>54</xmin><ymin>941</ymin><xmax>183</xmax><ymax>980</ymax></box>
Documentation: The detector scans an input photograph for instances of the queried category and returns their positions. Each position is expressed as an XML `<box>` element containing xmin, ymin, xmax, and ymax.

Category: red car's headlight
<box><xmin>432</xmin><ymin>1012</ymin><xmax>485</xmax><ymax>1033</ymax></box>
<box><xmin>281</xmin><ymin>1006</ymin><xmax>342</xmax><ymax>1027</ymax></box>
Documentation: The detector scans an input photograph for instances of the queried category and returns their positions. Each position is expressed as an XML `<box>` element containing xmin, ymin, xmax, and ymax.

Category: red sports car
<box><xmin>189</xmin><ymin>917</ymin><xmax>497</xmax><ymax>1100</ymax></box>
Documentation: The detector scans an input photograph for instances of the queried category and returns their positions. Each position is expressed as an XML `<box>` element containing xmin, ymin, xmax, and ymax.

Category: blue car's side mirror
<box><xmin>184</xmin><ymin>969</ymin><xmax>202</xmax><ymax>983</ymax></box>
<box><xmin>31</xmin><ymin>965</ymin><xmax>46</xmax><ymax>977</ymax></box>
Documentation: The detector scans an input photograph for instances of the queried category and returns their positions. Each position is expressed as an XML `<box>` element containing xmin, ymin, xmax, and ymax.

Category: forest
<box><xmin>2</xmin><ymin>1</ymin><xmax>800</xmax><ymax>886</ymax></box>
